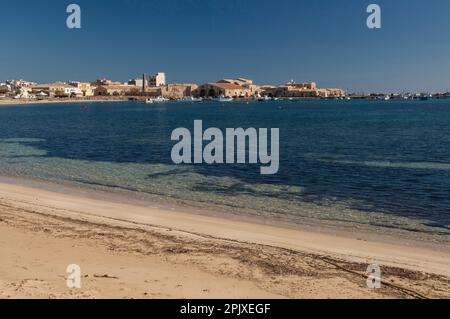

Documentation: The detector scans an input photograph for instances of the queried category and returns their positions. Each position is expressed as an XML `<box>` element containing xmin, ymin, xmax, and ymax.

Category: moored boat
<box><xmin>153</xmin><ymin>96</ymin><xmax>170</xmax><ymax>103</ymax></box>
<box><xmin>213</xmin><ymin>95</ymin><xmax>234</xmax><ymax>102</ymax></box>
<box><xmin>258</xmin><ymin>96</ymin><xmax>271</xmax><ymax>102</ymax></box>
<box><xmin>183</xmin><ymin>96</ymin><xmax>203</xmax><ymax>102</ymax></box>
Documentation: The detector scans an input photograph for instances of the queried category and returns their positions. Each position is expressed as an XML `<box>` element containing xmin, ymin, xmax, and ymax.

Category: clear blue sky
<box><xmin>1</xmin><ymin>0</ymin><xmax>450</xmax><ymax>92</ymax></box>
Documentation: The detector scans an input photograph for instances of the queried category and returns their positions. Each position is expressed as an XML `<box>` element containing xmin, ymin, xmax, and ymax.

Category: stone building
<box><xmin>262</xmin><ymin>81</ymin><xmax>344</xmax><ymax>98</ymax></box>
<box><xmin>194</xmin><ymin>78</ymin><xmax>259</xmax><ymax>98</ymax></box>
<box><xmin>161</xmin><ymin>84</ymin><xmax>198</xmax><ymax>99</ymax></box>
<box><xmin>69</xmin><ymin>82</ymin><xmax>94</xmax><ymax>97</ymax></box>
<box><xmin>317</xmin><ymin>88</ymin><xmax>345</xmax><ymax>98</ymax></box>
<box><xmin>94</xmin><ymin>78</ymin><xmax>124</xmax><ymax>86</ymax></box>
<box><xmin>194</xmin><ymin>83</ymin><xmax>250</xmax><ymax>98</ymax></box>
<box><xmin>94</xmin><ymin>85</ymin><xmax>135</xmax><ymax>96</ymax></box>
<box><xmin>128</xmin><ymin>78</ymin><xmax>147</xmax><ymax>88</ymax></box>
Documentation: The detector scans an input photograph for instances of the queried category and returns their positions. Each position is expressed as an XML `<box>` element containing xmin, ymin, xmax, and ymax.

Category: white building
<box><xmin>68</xmin><ymin>81</ymin><xmax>94</xmax><ymax>96</ymax></box>
<box><xmin>149</xmin><ymin>72</ymin><xmax>166</xmax><ymax>87</ymax></box>
<box><xmin>6</xmin><ymin>79</ymin><xmax>36</xmax><ymax>90</ymax></box>
<box><xmin>128</xmin><ymin>78</ymin><xmax>147</xmax><ymax>88</ymax></box>
<box><xmin>14</xmin><ymin>87</ymin><xmax>34</xmax><ymax>99</ymax></box>
<box><xmin>62</xmin><ymin>86</ymin><xmax>82</xmax><ymax>96</ymax></box>
<box><xmin>30</xmin><ymin>82</ymin><xmax>82</xmax><ymax>97</ymax></box>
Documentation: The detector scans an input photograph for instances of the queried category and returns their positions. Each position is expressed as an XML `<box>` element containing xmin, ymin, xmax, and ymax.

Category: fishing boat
<box><xmin>258</xmin><ymin>96</ymin><xmax>271</xmax><ymax>102</ymax></box>
<box><xmin>153</xmin><ymin>96</ymin><xmax>170</xmax><ymax>103</ymax></box>
<box><xmin>183</xmin><ymin>96</ymin><xmax>203</xmax><ymax>102</ymax></box>
<box><xmin>213</xmin><ymin>95</ymin><xmax>234</xmax><ymax>102</ymax></box>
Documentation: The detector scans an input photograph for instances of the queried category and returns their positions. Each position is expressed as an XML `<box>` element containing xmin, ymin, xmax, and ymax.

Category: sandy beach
<box><xmin>0</xmin><ymin>97</ymin><xmax>128</xmax><ymax>106</ymax></box>
<box><xmin>0</xmin><ymin>179</ymin><xmax>449</xmax><ymax>299</ymax></box>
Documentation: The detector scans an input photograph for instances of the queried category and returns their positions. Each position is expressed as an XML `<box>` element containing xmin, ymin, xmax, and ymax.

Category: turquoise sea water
<box><xmin>0</xmin><ymin>99</ymin><xmax>449</xmax><ymax>240</ymax></box>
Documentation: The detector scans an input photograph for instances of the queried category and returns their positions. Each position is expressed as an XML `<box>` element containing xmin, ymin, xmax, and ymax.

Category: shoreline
<box><xmin>0</xmin><ymin>177</ymin><xmax>449</xmax><ymax>298</ymax></box>
<box><xmin>1</xmin><ymin>174</ymin><xmax>448</xmax><ymax>253</ymax></box>
<box><xmin>0</xmin><ymin>97</ymin><xmax>129</xmax><ymax>106</ymax></box>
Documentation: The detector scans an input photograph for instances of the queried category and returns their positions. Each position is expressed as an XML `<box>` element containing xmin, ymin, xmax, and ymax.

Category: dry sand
<box><xmin>0</xmin><ymin>181</ymin><xmax>449</xmax><ymax>299</ymax></box>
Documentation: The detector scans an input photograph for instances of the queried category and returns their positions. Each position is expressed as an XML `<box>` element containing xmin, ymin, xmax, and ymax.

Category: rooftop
<box><xmin>208</xmin><ymin>82</ymin><xmax>245</xmax><ymax>90</ymax></box>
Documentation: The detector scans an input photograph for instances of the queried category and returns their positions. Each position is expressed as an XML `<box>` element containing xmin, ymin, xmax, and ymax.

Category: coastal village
<box><xmin>0</xmin><ymin>73</ymin><xmax>449</xmax><ymax>103</ymax></box>
<box><xmin>0</xmin><ymin>73</ymin><xmax>345</xmax><ymax>102</ymax></box>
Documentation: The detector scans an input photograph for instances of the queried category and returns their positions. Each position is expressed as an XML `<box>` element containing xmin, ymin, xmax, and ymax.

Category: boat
<box><xmin>258</xmin><ymin>96</ymin><xmax>271</xmax><ymax>102</ymax></box>
<box><xmin>145</xmin><ymin>99</ymin><xmax>154</xmax><ymax>104</ymax></box>
<box><xmin>153</xmin><ymin>96</ymin><xmax>170</xmax><ymax>103</ymax></box>
<box><xmin>182</xmin><ymin>96</ymin><xmax>203</xmax><ymax>102</ymax></box>
<box><xmin>213</xmin><ymin>95</ymin><xmax>234</xmax><ymax>102</ymax></box>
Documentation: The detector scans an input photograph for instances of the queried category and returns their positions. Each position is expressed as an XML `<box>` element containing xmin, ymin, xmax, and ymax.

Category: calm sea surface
<box><xmin>1</xmin><ymin>100</ymin><xmax>449</xmax><ymax>239</ymax></box>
